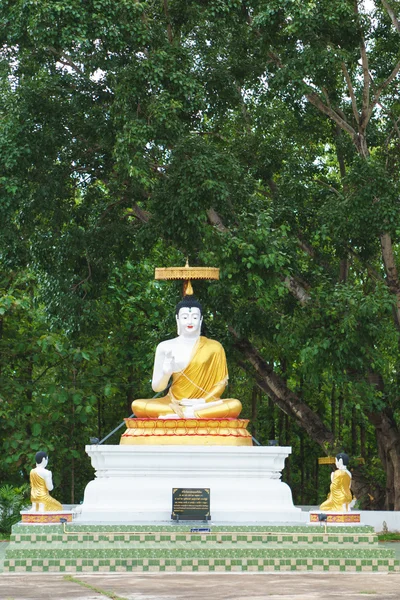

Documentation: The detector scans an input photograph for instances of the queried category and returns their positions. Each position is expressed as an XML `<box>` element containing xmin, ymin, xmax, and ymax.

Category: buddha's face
<box><xmin>176</xmin><ymin>306</ymin><xmax>202</xmax><ymax>337</ymax></box>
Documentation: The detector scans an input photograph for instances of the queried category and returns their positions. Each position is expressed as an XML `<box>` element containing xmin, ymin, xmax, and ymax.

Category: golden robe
<box><xmin>30</xmin><ymin>469</ymin><xmax>63</xmax><ymax>511</ymax></box>
<box><xmin>320</xmin><ymin>469</ymin><xmax>352</xmax><ymax>512</ymax></box>
<box><xmin>132</xmin><ymin>336</ymin><xmax>242</xmax><ymax>418</ymax></box>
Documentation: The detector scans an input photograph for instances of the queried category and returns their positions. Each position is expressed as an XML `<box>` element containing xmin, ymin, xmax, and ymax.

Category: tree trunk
<box><xmin>351</xmin><ymin>406</ymin><xmax>357</xmax><ymax>456</ymax></box>
<box><xmin>269</xmin><ymin>399</ymin><xmax>276</xmax><ymax>441</ymax></box>
<box><xmin>71</xmin><ymin>457</ymin><xmax>75</xmax><ymax>505</ymax></box>
<box><xmin>0</xmin><ymin>317</ymin><xmax>3</xmax><ymax>378</ymax></box>
<box><xmin>234</xmin><ymin>330</ymin><xmax>387</xmax><ymax>505</ymax></box>
<box><xmin>71</xmin><ymin>368</ymin><xmax>76</xmax><ymax>505</ymax></box>
<box><xmin>349</xmin><ymin>464</ymin><xmax>385</xmax><ymax>510</ymax></box>
<box><xmin>251</xmin><ymin>385</ymin><xmax>258</xmax><ymax>438</ymax></box>
<box><xmin>126</xmin><ymin>330</ymin><xmax>137</xmax><ymax>413</ymax></box>
<box><xmin>360</xmin><ymin>420</ymin><xmax>366</xmax><ymax>458</ymax></box>
<box><xmin>368</xmin><ymin>408</ymin><xmax>400</xmax><ymax>510</ymax></box>
<box><xmin>331</xmin><ymin>383</ymin><xmax>336</xmax><ymax>437</ymax></box>
<box><xmin>300</xmin><ymin>432</ymin><xmax>305</xmax><ymax>504</ymax></box>
<box><xmin>233</xmin><ymin>332</ymin><xmax>335</xmax><ymax>448</ymax></box>
<box><xmin>366</xmin><ymin>373</ymin><xmax>400</xmax><ymax>509</ymax></box>
<box><xmin>380</xmin><ymin>232</ymin><xmax>400</xmax><ymax>332</ymax></box>
<box><xmin>339</xmin><ymin>258</ymin><xmax>349</xmax><ymax>283</ymax></box>
<box><xmin>338</xmin><ymin>391</ymin><xmax>344</xmax><ymax>439</ymax></box>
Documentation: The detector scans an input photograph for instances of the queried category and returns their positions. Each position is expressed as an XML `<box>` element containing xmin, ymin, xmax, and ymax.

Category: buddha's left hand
<box><xmin>179</xmin><ymin>398</ymin><xmax>206</xmax><ymax>406</ymax></box>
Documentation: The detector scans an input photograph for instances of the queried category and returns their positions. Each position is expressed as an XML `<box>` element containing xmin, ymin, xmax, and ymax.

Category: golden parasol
<box><xmin>155</xmin><ymin>260</ymin><xmax>219</xmax><ymax>296</ymax></box>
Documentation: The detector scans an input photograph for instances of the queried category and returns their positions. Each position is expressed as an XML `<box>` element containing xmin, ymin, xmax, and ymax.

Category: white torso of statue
<box><xmin>152</xmin><ymin>306</ymin><xmax>202</xmax><ymax>393</ymax></box>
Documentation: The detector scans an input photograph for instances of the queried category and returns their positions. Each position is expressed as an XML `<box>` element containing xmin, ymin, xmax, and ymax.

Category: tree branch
<box><xmin>381</xmin><ymin>0</ymin><xmax>400</xmax><ymax>33</ymax></box>
<box><xmin>353</xmin><ymin>0</ymin><xmax>370</xmax><ymax>125</ymax></box>
<box><xmin>206</xmin><ymin>209</ymin><xmax>312</xmax><ymax>304</ymax></box>
<box><xmin>163</xmin><ymin>0</ymin><xmax>173</xmax><ymax>43</ymax></box>
<box><xmin>282</xmin><ymin>276</ymin><xmax>311</xmax><ymax>305</ymax></box>
<box><xmin>315</xmin><ymin>178</ymin><xmax>342</xmax><ymax>197</ymax></box>
<box><xmin>71</xmin><ymin>253</ymin><xmax>92</xmax><ymax>298</ymax></box>
<box><xmin>341</xmin><ymin>62</ymin><xmax>360</xmax><ymax>125</ymax></box>
<box><xmin>124</xmin><ymin>205</ymin><xmax>151</xmax><ymax>223</ymax></box>
<box><xmin>348</xmin><ymin>249</ymin><xmax>385</xmax><ymax>284</ymax></box>
<box><xmin>267</xmin><ymin>48</ymin><xmax>358</xmax><ymax>142</ymax></box>
<box><xmin>305</xmin><ymin>91</ymin><xmax>357</xmax><ymax>138</ymax></box>
<box><xmin>32</xmin><ymin>357</ymin><xmax>68</xmax><ymax>384</ymax></box>
<box><xmin>359</xmin><ymin>37</ymin><xmax>370</xmax><ymax>126</ymax></box>
<box><xmin>378</xmin><ymin>102</ymin><xmax>400</xmax><ymax>144</ymax></box>
<box><xmin>98</xmin><ymin>199</ymin><xmax>125</xmax><ymax>222</ymax></box>
<box><xmin>48</xmin><ymin>47</ymin><xmax>85</xmax><ymax>76</ymax></box>
<box><xmin>369</xmin><ymin>59</ymin><xmax>400</xmax><ymax>117</ymax></box>
<box><xmin>206</xmin><ymin>208</ymin><xmax>229</xmax><ymax>232</ymax></box>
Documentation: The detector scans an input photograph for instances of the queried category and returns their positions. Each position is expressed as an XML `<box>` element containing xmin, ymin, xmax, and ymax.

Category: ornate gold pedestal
<box><xmin>310</xmin><ymin>512</ymin><xmax>361</xmax><ymax>524</ymax></box>
<box><xmin>120</xmin><ymin>418</ymin><xmax>253</xmax><ymax>446</ymax></box>
<box><xmin>20</xmin><ymin>511</ymin><xmax>73</xmax><ymax>523</ymax></box>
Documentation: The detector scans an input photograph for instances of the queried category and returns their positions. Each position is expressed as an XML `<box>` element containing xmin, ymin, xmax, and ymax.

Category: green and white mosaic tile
<box><xmin>5</xmin><ymin>523</ymin><xmax>398</xmax><ymax>574</ymax></box>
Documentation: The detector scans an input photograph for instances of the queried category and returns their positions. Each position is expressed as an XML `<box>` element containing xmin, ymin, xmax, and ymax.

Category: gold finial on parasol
<box><xmin>155</xmin><ymin>260</ymin><xmax>219</xmax><ymax>296</ymax></box>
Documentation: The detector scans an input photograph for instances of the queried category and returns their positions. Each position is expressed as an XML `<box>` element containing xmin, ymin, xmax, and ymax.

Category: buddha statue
<box><xmin>320</xmin><ymin>453</ymin><xmax>353</xmax><ymax>512</ymax></box>
<box><xmin>30</xmin><ymin>451</ymin><xmax>63</xmax><ymax>512</ymax></box>
<box><xmin>131</xmin><ymin>296</ymin><xmax>242</xmax><ymax>419</ymax></box>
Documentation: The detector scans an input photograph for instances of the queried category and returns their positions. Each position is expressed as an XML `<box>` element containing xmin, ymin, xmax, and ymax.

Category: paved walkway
<box><xmin>1</xmin><ymin>571</ymin><xmax>400</xmax><ymax>600</ymax></box>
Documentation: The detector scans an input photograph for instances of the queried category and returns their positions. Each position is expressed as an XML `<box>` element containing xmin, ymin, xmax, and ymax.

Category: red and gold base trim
<box><xmin>310</xmin><ymin>512</ymin><xmax>361</xmax><ymax>524</ymax></box>
<box><xmin>21</xmin><ymin>511</ymin><xmax>73</xmax><ymax>523</ymax></box>
<box><xmin>120</xmin><ymin>418</ymin><xmax>253</xmax><ymax>446</ymax></box>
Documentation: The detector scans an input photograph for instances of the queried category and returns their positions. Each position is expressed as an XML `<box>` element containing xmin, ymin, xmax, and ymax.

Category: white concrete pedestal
<box><xmin>78</xmin><ymin>445</ymin><xmax>301</xmax><ymax>523</ymax></box>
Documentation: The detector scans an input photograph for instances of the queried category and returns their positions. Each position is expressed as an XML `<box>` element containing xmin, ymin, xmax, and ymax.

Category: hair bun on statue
<box><xmin>336</xmin><ymin>452</ymin><xmax>350</xmax><ymax>466</ymax></box>
<box><xmin>175</xmin><ymin>296</ymin><xmax>203</xmax><ymax>316</ymax></box>
<box><xmin>35</xmin><ymin>451</ymin><xmax>48</xmax><ymax>464</ymax></box>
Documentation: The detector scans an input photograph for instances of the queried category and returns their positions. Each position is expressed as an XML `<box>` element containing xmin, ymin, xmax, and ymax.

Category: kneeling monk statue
<box><xmin>132</xmin><ymin>297</ymin><xmax>242</xmax><ymax>419</ymax></box>
<box><xmin>320</xmin><ymin>453</ymin><xmax>353</xmax><ymax>512</ymax></box>
<box><xmin>30</xmin><ymin>451</ymin><xmax>63</xmax><ymax>512</ymax></box>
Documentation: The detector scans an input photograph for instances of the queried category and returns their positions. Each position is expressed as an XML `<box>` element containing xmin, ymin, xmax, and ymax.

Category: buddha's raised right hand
<box><xmin>162</xmin><ymin>351</ymin><xmax>176</xmax><ymax>375</ymax></box>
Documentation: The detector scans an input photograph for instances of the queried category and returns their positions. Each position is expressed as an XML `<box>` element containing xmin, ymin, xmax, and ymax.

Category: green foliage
<box><xmin>378</xmin><ymin>533</ymin><xmax>400</xmax><ymax>541</ymax></box>
<box><xmin>0</xmin><ymin>484</ymin><xmax>30</xmax><ymax>534</ymax></box>
<box><xmin>1</xmin><ymin>0</ymin><xmax>400</xmax><ymax>507</ymax></box>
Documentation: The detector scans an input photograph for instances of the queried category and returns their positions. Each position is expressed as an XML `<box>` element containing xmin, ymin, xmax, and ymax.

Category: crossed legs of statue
<box><xmin>132</xmin><ymin>397</ymin><xmax>242</xmax><ymax>419</ymax></box>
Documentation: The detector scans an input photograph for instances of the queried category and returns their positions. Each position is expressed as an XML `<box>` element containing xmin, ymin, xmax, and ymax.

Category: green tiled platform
<box><xmin>4</xmin><ymin>524</ymin><xmax>399</xmax><ymax>573</ymax></box>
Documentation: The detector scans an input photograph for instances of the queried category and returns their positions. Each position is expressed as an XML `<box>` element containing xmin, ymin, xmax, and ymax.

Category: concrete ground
<box><xmin>1</xmin><ymin>571</ymin><xmax>400</xmax><ymax>600</ymax></box>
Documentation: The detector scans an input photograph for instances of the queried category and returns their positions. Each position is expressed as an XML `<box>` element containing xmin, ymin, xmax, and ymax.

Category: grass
<box><xmin>63</xmin><ymin>575</ymin><xmax>129</xmax><ymax>600</ymax></box>
<box><xmin>378</xmin><ymin>533</ymin><xmax>400</xmax><ymax>542</ymax></box>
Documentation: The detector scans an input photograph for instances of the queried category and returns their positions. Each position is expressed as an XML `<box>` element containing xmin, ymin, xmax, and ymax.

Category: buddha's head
<box><xmin>175</xmin><ymin>296</ymin><xmax>203</xmax><ymax>337</ymax></box>
<box><xmin>35</xmin><ymin>451</ymin><xmax>48</xmax><ymax>468</ymax></box>
<box><xmin>335</xmin><ymin>452</ymin><xmax>349</xmax><ymax>470</ymax></box>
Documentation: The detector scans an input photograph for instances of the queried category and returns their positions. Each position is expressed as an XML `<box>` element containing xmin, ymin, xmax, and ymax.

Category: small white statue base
<box><xmin>77</xmin><ymin>445</ymin><xmax>301</xmax><ymax>523</ymax></box>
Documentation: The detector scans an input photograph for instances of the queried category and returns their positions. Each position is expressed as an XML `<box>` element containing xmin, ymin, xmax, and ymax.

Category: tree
<box><xmin>1</xmin><ymin>0</ymin><xmax>400</xmax><ymax>507</ymax></box>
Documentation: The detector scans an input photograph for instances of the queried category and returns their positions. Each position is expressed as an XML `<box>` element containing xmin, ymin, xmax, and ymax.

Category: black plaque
<box><xmin>171</xmin><ymin>488</ymin><xmax>211</xmax><ymax>521</ymax></box>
